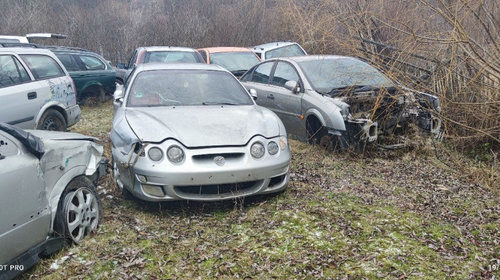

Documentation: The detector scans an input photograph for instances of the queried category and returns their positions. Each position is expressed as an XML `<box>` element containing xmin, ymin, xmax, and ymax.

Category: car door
<box><xmin>0</xmin><ymin>129</ymin><xmax>50</xmax><ymax>265</ymax></box>
<box><xmin>266</xmin><ymin>61</ymin><xmax>304</xmax><ymax>136</ymax></box>
<box><xmin>240</xmin><ymin>61</ymin><xmax>275</xmax><ymax>108</ymax></box>
<box><xmin>73</xmin><ymin>54</ymin><xmax>114</xmax><ymax>95</ymax></box>
<box><xmin>0</xmin><ymin>54</ymin><xmax>44</xmax><ymax>129</ymax></box>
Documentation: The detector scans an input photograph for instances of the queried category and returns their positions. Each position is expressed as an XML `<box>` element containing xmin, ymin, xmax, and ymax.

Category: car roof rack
<box><xmin>0</xmin><ymin>42</ymin><xmax>40</xmax><ymax>48</ymax></box>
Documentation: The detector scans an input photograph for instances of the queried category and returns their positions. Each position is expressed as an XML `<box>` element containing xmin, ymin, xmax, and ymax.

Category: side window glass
<box><xmin>20</xmin><ymin>54</ymin><xmax>64</xmax><ymax>79</ymax></box>
<box><xmin>55</xmin><ymin>54</ymin><xmax>80</xmax><ymax>71</ymax></box>
<box><xmin>0</xmin><ymin>55</ymin><xmax>31</xmax><ymax>88</ymax></box>
<box><xmin>250</xmin><ymin>62</ymin><xmax>273</xmax><ymax>84</ymax></box>
<box><xmin>199</xmin><ymin>50</ymin><xmax>207</xmax><ymax>62</ymax></box>
<box><xmin>271</xmin><ymin>62</ymin><xmax>299</xmax><ymax>87</ymax></box>
<box><xmin>128</xmin><ymin>51</ymin><xmax>137</xmax><ymax>68</ymax></box>
<box><xmin>78</xmin><ymin>55</ymin><xmax>105</xmax><ymax>70</ymax></box>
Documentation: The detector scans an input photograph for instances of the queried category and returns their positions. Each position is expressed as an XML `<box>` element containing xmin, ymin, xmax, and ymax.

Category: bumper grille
<box><xmin>174</xmin><ymin>180</ymin><xmax>261</xmax><ymax>197</ymax></box>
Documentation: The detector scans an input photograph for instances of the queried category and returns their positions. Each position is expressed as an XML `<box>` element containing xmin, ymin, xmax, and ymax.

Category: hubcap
<box><xmin>64</xmin><ymin>188</ymin><xmax>99</xmax><ymax>243</ymax></box>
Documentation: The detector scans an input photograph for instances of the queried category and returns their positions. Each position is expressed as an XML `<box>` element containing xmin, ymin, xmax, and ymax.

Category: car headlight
<box><xmin>279</xmin><ymin>136</ymin><xmax>287</xmax><ymax>151</ymax></box>
<box><xmin>250</xmin><ymin>142</ymin><xmax>265</xmax><ymax>158</ymax></box>
<box><xmin>268</xmin><ymin>141</ymin><xmax>279</xmax><ymax>155</ymax></box>
<box><xmin>148</xmin><ymin>147</ymin><xmax>163</xmax><ymax>161</ymax></box>
<box><xmin>167</xmin><ymin>145</ymin><xmax>184</xmax><ymax>163</ymax></box>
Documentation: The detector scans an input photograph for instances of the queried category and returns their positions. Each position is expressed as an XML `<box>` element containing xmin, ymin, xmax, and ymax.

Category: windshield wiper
<box><xmin>202</xmin><ymin>101</ymin><xmax>238</xmax><ymax>106</ymax></box>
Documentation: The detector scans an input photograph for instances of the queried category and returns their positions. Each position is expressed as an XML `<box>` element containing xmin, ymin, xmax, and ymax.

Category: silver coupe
<box><xmin>110</xmin><ymin>63</ymin><xmax>291</xmax><ymax>202</ymax></box>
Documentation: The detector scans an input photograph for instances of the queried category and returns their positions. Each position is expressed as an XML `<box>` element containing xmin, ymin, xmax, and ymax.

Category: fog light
<box><xmin>142</xmin><ymin>184</ymin><xmax>164</xmax><ymax>197</ymax></box>
<box><xmin>137</xmin><ymin>175</ymin><xmax>147</xmax><ymax>183</ymax></box>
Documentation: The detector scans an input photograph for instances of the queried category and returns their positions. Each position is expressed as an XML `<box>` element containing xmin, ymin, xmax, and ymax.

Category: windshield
<box><xmin>210</xmin><ymin>52</ymin><xmax>260</xmax><ymax>72</ymax></box>
<box><xmin>143</xmin><ymin>51</ymin><xmax>200</xmax><ymax>63</ymax></box>
<box><xmin>127</xmin><ymin>69</ymin><xmax>254</xmax><ymax>107</ymax></box>
<box><xmin>266</xmin><ymin>44</ymin><xmax>306</xmax><ymax>59</ymax></box>
<box><xmin>298</xmin><ymin>57</ymin><xmax>394</xmax><ymax>94</ymax></box>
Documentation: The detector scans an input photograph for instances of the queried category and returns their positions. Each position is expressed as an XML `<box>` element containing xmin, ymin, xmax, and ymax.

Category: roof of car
<box><xmin>250</xmin><ymin>41</ymin><xmax>300</xmax><ymax>52</ymax></box>
<box><xmin>285</xmin><ymin>55</ymin><xmax>354</xmax><ymax>62</ymax></box>
<box><xmin>0</xmin><ymin>47</ymin><xmax>55</xmax><ymax>55</ymax></box>
<box><xmin>138</xmin><ymin>46</ymin><xmax>198</xmax><ymax>52</ymax></box>
<box><xmin>198</xmin><ymin>47</ymin><xmax>254</xmax><ymax>53</ymax></box>
<box><xmin>135</xmin><ymin>62</ymin><xmax>227</xmax><ymax>72</ymax></box>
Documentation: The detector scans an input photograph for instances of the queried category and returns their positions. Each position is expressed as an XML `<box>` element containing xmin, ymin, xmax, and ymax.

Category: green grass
<box><xmin>21</xmin><ymin>101</ymin><xmax>500</xmax><ymax>279</ymax></box>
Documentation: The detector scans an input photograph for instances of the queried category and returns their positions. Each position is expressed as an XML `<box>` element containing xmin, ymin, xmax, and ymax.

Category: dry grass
<box><xmin>18</xmin><ymin>102</ymin><xmax>500</xmax><ymax>279</ymax></box>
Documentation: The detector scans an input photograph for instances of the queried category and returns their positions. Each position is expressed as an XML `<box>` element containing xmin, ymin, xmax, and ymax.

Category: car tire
<box><xmin>37</xmin><ymin>109</ymin><xmax>67</xmax><ymax>131</ymax></box>
<box><xmin>82</xmin><ymin>86</ymin><xmax>106</xmax><ymax>105</ymax></box>
<box><xmin>54</xmin><ymin>176</ymin><xmax>102</xmax><ymax>244</ymax></box>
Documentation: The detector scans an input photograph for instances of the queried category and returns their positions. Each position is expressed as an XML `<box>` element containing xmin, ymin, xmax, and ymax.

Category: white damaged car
<box><xmin>111</xmin><ymin>63</ymin><xmax>291</xmax><ymax>201</ymax></box>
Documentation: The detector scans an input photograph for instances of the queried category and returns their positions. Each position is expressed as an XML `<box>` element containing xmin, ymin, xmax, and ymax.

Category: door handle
<box><xmin>27</xmin><ymin>92</ymin><xmax>37</xmax><ymax>100</ymax></box>
<box><xmin>267</xmin><ymin>94</ymin><xmax>275</xmax><ymax>100</ymax></box>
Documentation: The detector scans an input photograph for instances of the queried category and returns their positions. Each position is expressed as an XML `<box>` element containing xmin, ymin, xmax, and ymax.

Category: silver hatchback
<box><xmin>111</xmin><ymin>63</ymin><xmax>291</xmax><ymax>202</ymax></box>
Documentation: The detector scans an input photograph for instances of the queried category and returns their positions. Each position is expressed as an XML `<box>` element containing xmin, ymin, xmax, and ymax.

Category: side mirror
<box><xmin>249</xmin><ymin>88</ymin><xmax>257</xmax><ymax>100</ymax></box>
<box><xmin>116</xmin><ymin>63</ymin><xmax>126</xmax><ymax>69</ymax></box>
<box><xmin>284</xmin><ymin>80</ymin><xmax>300</xmax><ymax>93</ymax></box>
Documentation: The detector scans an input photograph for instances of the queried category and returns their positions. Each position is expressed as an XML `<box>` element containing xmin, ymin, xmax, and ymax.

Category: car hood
<box><xmin>28</xmin><ymin>130</ymin><xmax>99</xmax><ymax>142</ymax></box>
<box><xmin>125</xmin><ymin>105</ymin><xmax>280</xmax><ymax>147</ymax></box>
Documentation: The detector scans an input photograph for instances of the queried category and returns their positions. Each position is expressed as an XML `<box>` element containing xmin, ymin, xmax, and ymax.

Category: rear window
<box><xmin>20</xmin><ymin>54</ymin><xmax>65</xmax><ymax>79</ymax></box>
<box><xmin>266</xmin><ymin>44</ymin><xmax>306</xmax><ymax>59</ymax></box>
<box><xmin>143</xmin><ymin>51</ymin><xmax>200</xmax><ymax>63</ymax></box>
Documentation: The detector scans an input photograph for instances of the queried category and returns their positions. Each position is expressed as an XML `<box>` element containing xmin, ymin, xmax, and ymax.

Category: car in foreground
<box><xmin>250</xmin><ymin>41</ymin><xmax>307</xmax><ymax>60</ymax></box>
<box><xmin>111</xmin><ymin>63</ymin><xmax>290</xmax><ymax>201</ymax></box>
<box><xmin>197</xmin><ymin>47</ymin><xmax>261</xmax><ymax>77</ymax></box>
<box><xmin>115</xmin><ymin>46</ymin><xmax>205</xmax><ymax>84</ymax></box>
<box><xmin>49</xmin><ymin>47</ymin><xmax>116</xmax><ymax>103</ymax></box>
<box><xmin>0</xmin><ymin>47</ymin><xmax>81</xmax><ymax>131</ymax></box>
<box><xmin>240</xmin><ymin>55</ymin><xmax>441</xmax><ymax>149</ymax></box>
<box><xmin>0</xmin><ymin>123</ymin><xmax>106</xmax><ymax>279</ymax></box>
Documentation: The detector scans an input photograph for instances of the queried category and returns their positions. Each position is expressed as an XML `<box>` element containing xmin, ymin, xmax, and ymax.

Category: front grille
<box><xmin>192</xmin><ymin>153</ymin><xmax>245</xmax><ymax>161</ymax></box>
<box><xmin>269</xmin><ymin>174</ymin><xmax>286</xmax><ymax>187</ymax></box>
<box><xmin>174</xmin><ymin>180</ymin><xmax>260</xmax><ymax>196</ymax></box>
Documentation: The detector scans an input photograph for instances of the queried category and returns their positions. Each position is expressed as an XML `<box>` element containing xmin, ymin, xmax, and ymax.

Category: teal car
<box><xmin>50</xmin><ymin>47</ymin><xmax>116</xmax><ymax>103</ymax></box>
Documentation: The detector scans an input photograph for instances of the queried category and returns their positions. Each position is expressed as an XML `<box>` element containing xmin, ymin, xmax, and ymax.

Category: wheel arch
<box><xmin>35</xmin><ymin>102</ymin><xmax>69</xmax><ymax>128</ymax></box>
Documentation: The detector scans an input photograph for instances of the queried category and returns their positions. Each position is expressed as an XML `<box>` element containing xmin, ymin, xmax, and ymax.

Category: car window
<box><xmin>210</xmin><ymin>52</ymin><xmax>260</xmax><ymax>72</ymax></box>
<box><xmin>128</xmin><ymin>50</ymin><xmax>138</xmax><ymax>68</ymax></box>
<box><xmin>127</xmin><ymin>70</ymin><xmax>253</xmax><ymax>107</ymax></box>
<box><xmin>266</xmin><ymin>44</ymin><xmax>306</xmax><ymax>59</ymax></box>
<box><xmin>55</xmin><ymin>53</ymin><xmax>80</xmax><ymax>71</ymax></box>
<box><xmin>78</xmin><ymin>55</ymin><xmax>106</xmax><ymax>70</ymax></box>
<box><xmin>20</xmin><ymin>54</ymin><xmax>64</xmax><ymax>79</ymax></box>
<box><xmin>248</xmin><ymin>62</ymin><xmax>273</xmax><ymax>84</ymax></box>
<box><xmin>271</xmin><ymin>61</ymin><xmax>299</xmax><ymax>87</ymax></box>
<box><xmin>199</xmin><ymin>50</ymin><xmax>207</xmax><ymax>62</ymax></box>
<box><xmin>143</xmin><ymin>51</ymin><xmax>199</xmax><ymax>63</ymax></box>
<box><xmin>0</xmin><ymin>55</ymin><xmax>31</xmax><ymax>87</ymax></box>
<box><xmin>298</xmin><ymin>57</ymin><xmax>394</xmax><ymax>94</ymax></box>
